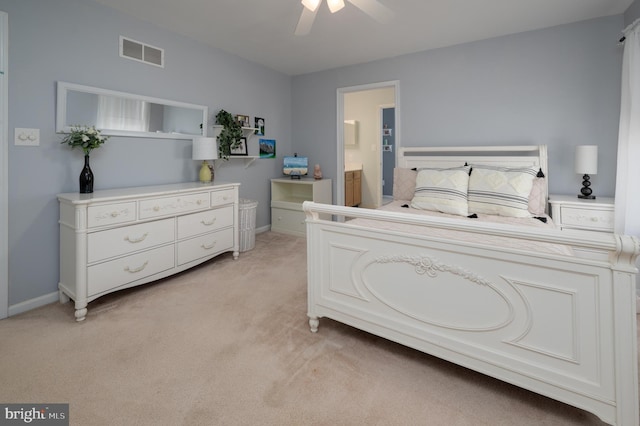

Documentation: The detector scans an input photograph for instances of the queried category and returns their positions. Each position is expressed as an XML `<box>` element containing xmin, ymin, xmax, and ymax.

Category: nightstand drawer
<box><xmin>559</xmin><ymin>206</ymin><xmax>614</xmax><ymax>232</ymax></box>
<box><xmin>271</xmin><ymin>207</ymin><xmax>306</xmax><ymax>235</ymax></box>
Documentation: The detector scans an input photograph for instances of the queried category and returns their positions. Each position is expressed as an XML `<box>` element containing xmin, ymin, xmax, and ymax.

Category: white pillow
<box><xmin>410</xmin><ymin>166</ymin><xmax>471</xmax><ymax>216</ymax></box>
<box><xmin>392</xmin><ymin>168</ymin><xmax>417</xmax><ymax>201</ymax></box>
<box><xmin>468</xmin><ymin>166</ymin><xmax>537</xmax><ymax>217</ymax></box>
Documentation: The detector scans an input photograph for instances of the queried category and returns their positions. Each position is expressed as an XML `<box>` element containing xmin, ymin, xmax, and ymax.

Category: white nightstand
<box><xmin>548</xmin><ymin>194</ymin><xmax>614</xmax><ymax>232</ymax></box>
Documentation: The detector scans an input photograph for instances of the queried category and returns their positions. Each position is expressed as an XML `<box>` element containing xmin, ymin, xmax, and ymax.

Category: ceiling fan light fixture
<box><xmin>301</xmin><ymin>0</ymin><xmax>321</xmax><ymax>12</ymax></box>
<box><xmin>327</xmin><ymin>0</ymin><xmax>345</xmax><ymax>13</ymax></box>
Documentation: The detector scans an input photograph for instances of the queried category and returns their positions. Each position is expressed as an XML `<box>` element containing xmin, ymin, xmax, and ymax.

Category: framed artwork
<box><xmin>254</xmin><ymin>117</ymin><xmax>265</xmax><ymax>136</ymax></box>
<box><xmin>383</xmin><ymin>128</ymin><xmax>392</xmax><ymax>136</ymax></box>
<box><xmin>235</xmin><ymin>114</ymin><xmax>250</xmax><ymax>128</ymax></box>
<box><xmin>230</xmin><ymin>137</ymin><xmax>248</xmax><ymax>156</ymax></box>
<box><xmin>259</xmin><ymin>139</ymin><xmax>275</xmax><ymax>158</ymax></box>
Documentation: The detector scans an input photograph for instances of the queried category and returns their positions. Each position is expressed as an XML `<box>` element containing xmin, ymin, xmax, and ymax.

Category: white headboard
<box><xmin>398</xmin><ymin>145</ymin><xmax>549</xmax><ymax>207</ymax></box>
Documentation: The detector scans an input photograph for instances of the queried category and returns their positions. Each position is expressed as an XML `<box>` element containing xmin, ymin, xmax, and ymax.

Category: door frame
<box><xmin>0</xmin><ymin>11</ymin><xmax>8</xmax><ymax>319</ymax></box>
<box><xmin>336</xmin><ymin>80</ymin><xmax>400</xmax><ymax>208</ymax></box>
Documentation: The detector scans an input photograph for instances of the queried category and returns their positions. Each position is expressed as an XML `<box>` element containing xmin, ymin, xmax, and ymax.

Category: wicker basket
<box><xmin>239</xmin><ymin>199</ymin><xmax>258</xmax><ymax>252</ymax></box>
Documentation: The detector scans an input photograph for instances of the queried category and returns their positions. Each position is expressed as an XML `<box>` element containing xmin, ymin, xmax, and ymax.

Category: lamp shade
<box><xmin>327</xmin><ymin>0</ymin><xmax>345</xmax><ymax>13</ymax></box>
<box><xmin>192</xmin><ymin>137</ymin><xmax>218</xmax><ymax>161</ymax></box>
<box><xmin>574</xmin><ymin>145</ymin><xmax>598</xmax><ymax>175</ymax></box>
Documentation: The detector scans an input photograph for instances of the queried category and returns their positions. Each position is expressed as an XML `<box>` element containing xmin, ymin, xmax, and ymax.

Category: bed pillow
<box><xmin>410</xmin><ymin>166</ymin><xmax>471</xmax><ymax>216</ymax></box>
<box><xmin>393</xmin><ymin>168</ymin><xmax>418</xmax><ymax>201</ymax></box>
<box><xmin>468</xmin><ymin>165</ymin><xmax>537</xmax><ymax>218</ymax></box>
<box><xmin>528</xmin><ymin>177</ymin><xmax>546</xmax><ymax>215</ymax></box>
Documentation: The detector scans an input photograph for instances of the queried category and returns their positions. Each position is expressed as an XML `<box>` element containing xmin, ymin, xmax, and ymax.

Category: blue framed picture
<box><xmin>259</xmin><ymin>139</ymin><xmax>275</xmax><ymax>158</ymax></box>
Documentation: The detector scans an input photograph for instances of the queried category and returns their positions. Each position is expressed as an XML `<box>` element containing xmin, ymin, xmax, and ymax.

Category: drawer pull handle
<box><xmin>124</xmin><ymin>261</ymin><xmax>149</xmax><ymax>274</ymax></box>
<box><xmin>591</xmin><ymin>217</ymin><xmax>598</xmax><ymax>222</ymax></box>
<box><xmin>153</xmin><ymin>206</ymin><xmax>160</xmax><ymax>212</ymax></box>
<box><xmin>201</xmin><ymin>217</ymin><xmax>217</xmax><ymax>226</ymax></box>
<box><xmin>111</xmin><ymin>211</ymin><xmax>120</xmax><ymax>218</ymax></box>
<box><xmin>202</xmin><ymin>241</ymin><xmax>217</xmax><ymax>250</ymax></box>
<box><xmin>197</xmin><ymin>200</ymin><xmax>203</xmax><ymax>205</ymax></box>
<box><xmin>125</xmin><ymin>233</ymin><xmax>148</xmax><ymax>243</ymax></box>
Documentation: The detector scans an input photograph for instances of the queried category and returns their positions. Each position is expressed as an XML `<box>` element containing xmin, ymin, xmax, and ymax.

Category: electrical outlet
<box><xmin>15</xmin><ymin>128</ymin><xmax>40</xmax><ymax>146</ymax></box>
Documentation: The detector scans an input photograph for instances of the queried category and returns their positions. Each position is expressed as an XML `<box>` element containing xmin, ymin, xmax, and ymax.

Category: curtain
<box><xmin>96</xmin><ymin>95</ymin><xmax>150</xmax><ymax>132</ymax></box>
<box><xmin>615</xmin><ymin>19</ymin><xmax>640</xmax><ymax>237</ymax></box>
<box><xmin>615</xmin><ymin>19</ymin><xmax>640</xmax><ymax>296</ymax></box>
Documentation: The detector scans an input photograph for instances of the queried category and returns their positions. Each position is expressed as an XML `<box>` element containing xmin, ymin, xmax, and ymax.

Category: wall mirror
<box><xmin>56</xmin><ymin>81</ymin><xmax>208</xmax><ymax>139</ymax></box>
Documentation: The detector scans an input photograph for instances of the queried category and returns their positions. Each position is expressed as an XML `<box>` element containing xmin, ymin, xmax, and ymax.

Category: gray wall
<box><xmin>292</xmin><ymin>16</ymin><xmax>624</xmax><ymax>202</ymax></box>
<box><xmin>625</xmin><ymin>0</ymin><xmax>640</xmax><ymax>25</ymax></box>
<box><xmin>3</xmin><ymin>0</ymin><xmax>292</xmax><ymax>305</ymax></box>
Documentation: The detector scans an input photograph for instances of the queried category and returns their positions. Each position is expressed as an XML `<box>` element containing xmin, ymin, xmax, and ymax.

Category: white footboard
<box><xmin>304</xmin><ymin>202</ymin><xmax>639</xmax><ymax>426</ymax></box>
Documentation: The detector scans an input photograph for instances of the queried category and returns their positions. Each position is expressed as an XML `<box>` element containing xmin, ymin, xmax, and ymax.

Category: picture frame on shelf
<box><xmin>235</xmin><ymin>114</ymin><xmax>250</xmax><ymax>128</ymax></box>
<box><xmin>255</xmin><ymin>117</ymin><xmax>265</xmax><ymax>136</ymax></box>
<box><xmin>230</xmin><ymin>137</ymin><xmax>248</xmax><ymax>156</ymax></box>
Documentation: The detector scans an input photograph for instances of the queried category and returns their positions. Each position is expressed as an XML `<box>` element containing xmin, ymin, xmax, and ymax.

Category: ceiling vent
<box><xmin>119</xmin><ymin>36</ymin><xmax>164</xmax><ymax>68</ymax></box>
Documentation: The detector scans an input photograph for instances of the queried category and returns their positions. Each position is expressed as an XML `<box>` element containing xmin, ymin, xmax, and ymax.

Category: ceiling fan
<box><xmin>295</xmin><ymin>0</ymin><xmax>393</xmax><ymax>36</ymax></box>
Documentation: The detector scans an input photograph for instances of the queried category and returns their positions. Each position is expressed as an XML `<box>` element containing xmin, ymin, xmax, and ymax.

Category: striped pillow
<box><xmin>468</xmin><ymin>165</ymin><xmax>537</xmax><ymax>217</ymax></box>
<box><xmin>410</xmin><ymin>166</ymin><xmax>471</xmax><ymax>216</ymax></box>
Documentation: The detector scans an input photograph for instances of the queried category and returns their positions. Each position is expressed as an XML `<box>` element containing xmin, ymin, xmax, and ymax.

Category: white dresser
<box><xmin>58</xmin><ymin>182</ymin><xmax>240</xmax><ymax>321</ymax></box>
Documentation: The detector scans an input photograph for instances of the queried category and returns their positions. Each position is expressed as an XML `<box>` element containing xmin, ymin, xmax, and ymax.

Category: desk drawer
<box><xmin>87</xmin><ymin>245</ymin><xmax>175</xmax><ymax>297</ymax></box>
<box><xmin>177</xmin><ymin>228</ymin><xmax>234</xmax><ymax>266</ymax></box>
<box><xmin>560</xmin><ymin>206</ymin><xmax>614</xmax><ymax>231</ymax></box>
<box><xmin>87</xmin><ymin>218</ymin><xmax>175</xmax><ymax>263</ymax></box>
<box><xmin>139</xmin><ymin>192</ymin><xmax>209</xmax><ymax>219</ymax></box>
<box><xmin>87</xmin><ymin>202</ymin><xmax>136</xmax><ymax>228</ymax></box>
<box><xmin>177</xmin><ymin>206</ymin><xmax>234</xmax><ymax>240</ymax></box>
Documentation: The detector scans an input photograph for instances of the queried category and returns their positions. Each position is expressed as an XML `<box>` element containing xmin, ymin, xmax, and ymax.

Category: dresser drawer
<box><xmin>271</xmin><ymin>207</ymin><xmax>307</xmax><ymax>235</ymax></box>
<box><xmin>177</xmin><ymin>206</ymin><xmax>234</xmax><ymax>240</ymax></box>
<box><xmin>139</xmin><ymin>192</ymin><xmax>210</xmax><ymax>219</ymax></box>
<box><xmin>87</xmin><ymin>245</ymin><xmax>175</xmax><ymax>297</ymax></box>
<box><xmin>211</xmin><ymin>189</ymin><xmax>236</xmax><ymax>207</ymax></box>
<box><xmin>87</xmin><ymin>218</ymin><xmax>175</xmax><ymax>263</ymax></box>
<box><xmin>177</xmin><ymin>228</ymin><xmax>234</xmax><ymax>266</ymax></box>
<box><xmin>87</xmin><ymin>202</ymin><xmax>137</xmax><ymax>228</ymax></box>
<box><xmin>559</xmin><ymin>206</ymin><xmax>614</xmax><ymax>232</ymax></box>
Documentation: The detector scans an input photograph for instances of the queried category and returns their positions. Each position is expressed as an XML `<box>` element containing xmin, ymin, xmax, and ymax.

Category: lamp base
<box><xmin>199</xmin><ymin>161</ymin><xmax>212</xmax><ymax>183</ymax></box>
<box><xmin>577</xmin><ymin>174</ymin><xmax>595</xmax><ymax>199</ymax></box>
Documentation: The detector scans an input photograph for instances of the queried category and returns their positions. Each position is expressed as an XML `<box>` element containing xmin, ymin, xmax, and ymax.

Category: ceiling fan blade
<box><xmin>347</xmin><ymin>0</ymin><xmax>393</xmax><ymax>24</ymax></box>
<box><xmin>295</xmin><ymin>7</ymin><xmax>318</xmax><ymax>36</ymax></box>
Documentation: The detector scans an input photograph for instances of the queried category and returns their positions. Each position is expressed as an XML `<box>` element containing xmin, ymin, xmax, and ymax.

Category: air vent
<box><xmin>119</xmin><ymin>36</ymin><xmax>164</xmax><ymax>68</ymax></box>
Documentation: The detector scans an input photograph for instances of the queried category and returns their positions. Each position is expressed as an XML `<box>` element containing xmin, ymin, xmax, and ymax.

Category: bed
<box><xmin>303</xmin><ymin>145</ymin><xmax>639</xmax><ymax>426</ymax></box>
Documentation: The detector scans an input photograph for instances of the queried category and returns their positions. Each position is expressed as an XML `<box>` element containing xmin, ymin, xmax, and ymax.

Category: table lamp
<box><xmin>192</xmin><ymin>137</ymin><xmax>218</xmax><ymax>183</ymax></box>
<box><xmin>574</xmin><ymin>145</ymin><xmax>597</xmax><ymax>199</ymax></box>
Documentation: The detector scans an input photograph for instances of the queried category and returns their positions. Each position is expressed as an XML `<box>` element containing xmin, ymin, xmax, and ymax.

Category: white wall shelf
<box><xmin>212</xmin><ymin>125</ymin><xmax>262</xmax><ymax>168</ymax></box>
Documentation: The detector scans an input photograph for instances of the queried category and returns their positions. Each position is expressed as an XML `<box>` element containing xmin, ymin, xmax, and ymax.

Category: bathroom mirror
<box><xmin>56</xmin><ymin>81</ymin><xmax>208</xmax><ymax>139</ymax></box>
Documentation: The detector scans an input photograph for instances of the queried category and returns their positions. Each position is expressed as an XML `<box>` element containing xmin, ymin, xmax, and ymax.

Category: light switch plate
<box><xmin>15</xmin><ymin>128</ymin><xmax>40</xmax><ymax>146</ymax></box>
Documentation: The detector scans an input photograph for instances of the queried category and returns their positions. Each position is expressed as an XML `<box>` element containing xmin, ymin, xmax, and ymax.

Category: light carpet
<box><xmin>0</xmin><ymin>231</ymin><xmax>633</xmax><ymax>425</ymax></box>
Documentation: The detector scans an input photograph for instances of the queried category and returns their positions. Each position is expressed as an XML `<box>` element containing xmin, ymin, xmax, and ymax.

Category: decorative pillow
<box><xmin>528</xmin><ymin>177</ymin><xmax>546</xmax><ymax>215</ymax></box>
<box><xmin>393</xmin><ymin>168</ymin><xmax>417</xmax><ymax>201</ymax></box>
<box><xmin>468</xmin><ymin>166</ymin><xmax>537</xmax><ymax>218</ymax></box>
<box><xmin>410</xmin><ymin>166</ymin><xmax>471</xmax><ymax>216</ymax></box>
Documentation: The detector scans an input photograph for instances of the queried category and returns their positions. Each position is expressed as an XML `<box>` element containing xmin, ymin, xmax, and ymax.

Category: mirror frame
<box><xmin>56</xmin><ymin>81</ymin><xmax>209</xmax><ymax>139</ymax></box>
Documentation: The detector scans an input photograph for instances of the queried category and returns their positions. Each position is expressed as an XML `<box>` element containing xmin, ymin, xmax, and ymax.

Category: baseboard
<box><xmin>256</xmin><ymin>225</ymin><xmax>271</xmax><ymax>234</ymax></box>
<box><xmin>8</xmin><ymin>291</ymin><xmax>59</xmax><ymax>317</ymax></box>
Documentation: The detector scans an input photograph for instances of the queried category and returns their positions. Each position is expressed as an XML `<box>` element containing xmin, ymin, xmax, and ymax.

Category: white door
<box><xmin>0</xmin><ymin>11</ymin><xmax>8</xmax><ymax>319</ymax></box>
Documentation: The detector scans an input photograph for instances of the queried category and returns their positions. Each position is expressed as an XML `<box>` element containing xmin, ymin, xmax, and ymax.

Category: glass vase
<box><xmin>79</xmin><ymin>154</ymin><xmax>94</xmax><ymax>193</ymax></box>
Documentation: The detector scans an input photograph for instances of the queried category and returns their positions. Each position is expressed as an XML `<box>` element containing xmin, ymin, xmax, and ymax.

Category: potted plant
<box><xmin>61</xmin><ymin>125</ymin><xmax>109</xmax><ymax>193</ymax></box>
<box><xmin>215</xmin><ymin>109</ymin><xmax>243</xmax><ymax>160</ymax></box>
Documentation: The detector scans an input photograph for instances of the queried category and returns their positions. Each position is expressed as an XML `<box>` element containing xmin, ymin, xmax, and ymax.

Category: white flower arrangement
<box><xmin>60</xmin><ymin>125</ymin><xmax>109</xmax><ymax>155</ymax></box>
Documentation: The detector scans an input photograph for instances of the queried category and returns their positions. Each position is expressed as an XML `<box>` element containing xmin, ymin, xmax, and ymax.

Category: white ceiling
<box><xmin>93</xmin><ymin>0</ymin><xmax>633</xmax><ymax>76</ymax></box>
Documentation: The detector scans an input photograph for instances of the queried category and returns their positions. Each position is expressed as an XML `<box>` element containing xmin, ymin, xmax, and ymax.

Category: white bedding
<box><xmin>347</xmin><ymin>200</ymin><xmax>573</xmax><ymax>256</ymax></box>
